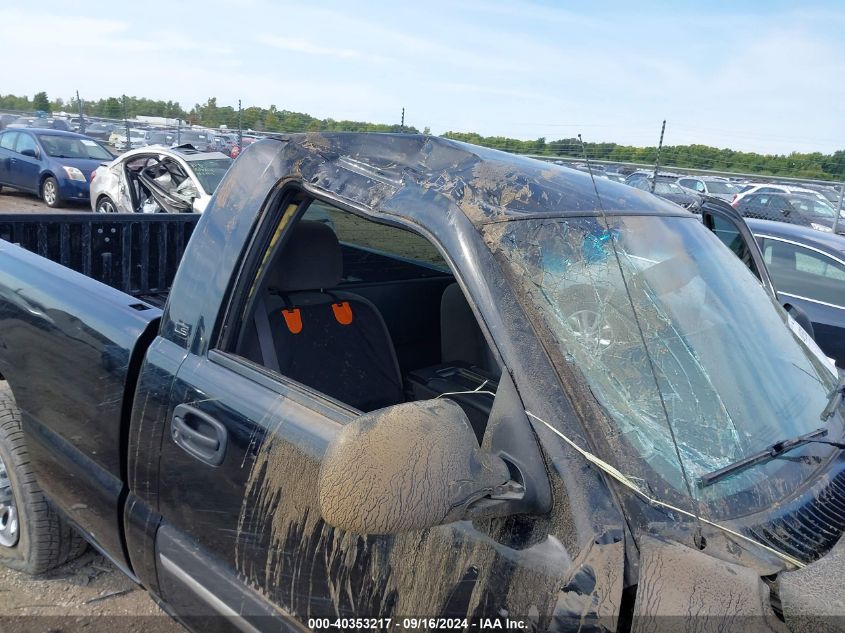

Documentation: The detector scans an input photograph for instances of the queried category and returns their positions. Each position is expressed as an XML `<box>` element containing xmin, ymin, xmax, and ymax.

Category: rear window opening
<box><xmin>226</xmin><ymin>194</ymin><xmax>502</xmax><ymax>441</ymax></box>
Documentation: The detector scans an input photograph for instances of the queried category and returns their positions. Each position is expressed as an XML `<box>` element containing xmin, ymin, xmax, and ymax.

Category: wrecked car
<box><xmin>89</xmin><ymin>144</ymin><xmax>232</xmax><ymax>213</ymax></box>
<box><xmin>0</xmin><ymin>133</ymin><xmax>844</xmax><ymax>632</ymax></box>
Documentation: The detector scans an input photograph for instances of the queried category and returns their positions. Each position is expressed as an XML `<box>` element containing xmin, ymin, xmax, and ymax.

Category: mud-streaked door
<box><xmin>152</xmin><ymin>193</ymin><xmax>568</xmax><ymax>629</ymax></box>
<box><xmin>155</xmin><ymin>348</ymin><xmax>568</xmax><ymax>631</ymax></box>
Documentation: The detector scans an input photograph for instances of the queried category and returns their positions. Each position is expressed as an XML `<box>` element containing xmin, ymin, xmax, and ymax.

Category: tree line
<box><xmin>442</xmin><ymin>132</ymin><xmax>845</xmax><ymax>181</ymax></box>
<box><xmin>1</xmin><ymin>93</ymin><xmax>842</xmax><ymax>180</ymax></box>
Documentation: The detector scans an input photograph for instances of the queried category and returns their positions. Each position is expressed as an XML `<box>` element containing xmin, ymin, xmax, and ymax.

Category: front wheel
<box><xmin>95</xmin><ymin>196</ymin><xmax>117</xmax><ymax>213</ymax></box>
<box><xmin>41</xmin><ymin>176</ymin><xmax>62</xmax><ymax>208</ymax></box>
<box><xmin>0</xmin><ymin>384</ymin><xmax>86</xmax><ymax>573</ymax></box>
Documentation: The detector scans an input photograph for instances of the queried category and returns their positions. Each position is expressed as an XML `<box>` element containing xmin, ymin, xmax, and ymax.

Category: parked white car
<box><xmin>113</xmin><ymin>128</ymin><xmax>148</xmax><ymax>151</ymax></box>
<box><xmin>734</xmin><ymin>183</ymin><xmax>831</xmax><ymax>206</ymax></box>
<box><xmin>89</xmin><ymin>145</ymin><xmax>233</xmax><ymax>213</ymax></box>
<box><xmin>676</xmin><ymin>176</ymin><xmax>740</xmax><ymax>202</ymax></box>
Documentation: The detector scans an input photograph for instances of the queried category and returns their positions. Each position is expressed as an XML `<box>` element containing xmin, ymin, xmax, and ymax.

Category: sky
<box><xmin>2</xmin><ymin>1</ymin><xmax>844</xmax><ymax>155</ymax></box>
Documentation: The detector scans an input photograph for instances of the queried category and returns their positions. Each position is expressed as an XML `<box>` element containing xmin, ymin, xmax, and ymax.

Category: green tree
<box><xmin>32</xmin><ymin>91</ymin><xmax>50</xmax><ymax>112</ymax></box>
<box><xmin>102</xmin><ymin>97</ymin><xmax>122</xmax><ymax>119</ymax></box>
<box><xmin>264</xmin><ymin>109</ymin><xmax>280</xmax><ymax>131</ymax></box>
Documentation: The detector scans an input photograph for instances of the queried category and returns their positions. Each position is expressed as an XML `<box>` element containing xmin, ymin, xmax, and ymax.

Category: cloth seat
<box><xmin>263</xmin><ymin>220</ymin><xmax>404</xmax><ymax>412</ymax></box>
<box><xmin>440</xmin><ymin>283</ymin><xmax>498</xmax><ymax>376</ymax></box>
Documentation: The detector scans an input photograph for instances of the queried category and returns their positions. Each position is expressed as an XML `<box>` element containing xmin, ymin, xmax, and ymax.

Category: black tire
<box><xmin>0</xmin><ymin>383</ymin><xmax>86</xmax><ymax>574</ymax></box>
<box><xmin>41</xmin><ymin>176</ymin><xmax>62</xmax><ymax>208</ymax></box>
<box><xmin>95</xmin><ymin>196</ymin><xmax>117</xmax><ymax>213</ymax></box>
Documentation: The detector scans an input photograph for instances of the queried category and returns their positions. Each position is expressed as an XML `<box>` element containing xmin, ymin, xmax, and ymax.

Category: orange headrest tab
<box><xmin>332</xmin><ymin>301</ymin><xmax>353</xmax><ymax>325</ymax></box>
<box><xmin>282</xmin><ymin>308</ymin><xmax>303</xmax><ymax>334</ymax></box>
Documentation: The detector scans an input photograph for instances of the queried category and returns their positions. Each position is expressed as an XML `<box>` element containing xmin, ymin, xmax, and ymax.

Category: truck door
<box><xmin>700</xmin><ymin>200</ymin><xmax>772</xmax><ymax>292</ymax></box>
<box><xmin>152</xmin><ymin>192</ymin><xmax>562</xmax><ymax>631</ymax></box>
<box><xmin>700</xmin><ymin>201</ymin><xmax>817</xmax><ymax>337</ymax></box>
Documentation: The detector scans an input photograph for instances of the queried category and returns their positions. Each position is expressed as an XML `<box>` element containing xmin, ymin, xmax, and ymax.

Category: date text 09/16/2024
<box><xmin>307</xmin><ymin>618</ymin><xmax>528</xmax><ymax>630</ymax></box>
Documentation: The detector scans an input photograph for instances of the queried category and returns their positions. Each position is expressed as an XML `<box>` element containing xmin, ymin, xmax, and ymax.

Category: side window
<box><xmin>707</xmin><ymin>214</ymin><xmax>759</xmax><ymax>278</ymax></box>
<box><xmin>763</xmin><ymin>239</ymin><xmax>845</xmax><ymax>307</ymax></box>
<box><xmin>0</xmin><ymin>132</ymin><xmax>18</xmax><ymax>151</ymax></box>
<box><xmin>679</xmin><ymin>179</ymin><xmax>692</xmax><ymax>189</ymax></box>
<box><xmin>224</xmin><ymin>194</ymin><xmax>500</xmax><ymax>440</ymax></box>
<box><xmin>694</xmin><ymin>180</ymin><xmax>706</xmax><ymax>193</ymax></box>
<box><xmin>768</xmin><ymin>197</ymin><xmax>791</xmax><ymax>213</ymax></box>
<box><xmin>15</xmin><ymin>134</ymin><xmax>37</xmax><ymax>155</ymax></box>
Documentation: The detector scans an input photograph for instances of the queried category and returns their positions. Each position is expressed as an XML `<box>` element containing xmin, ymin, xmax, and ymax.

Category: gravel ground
<box><xmin>0</xmin><ymin>548</ymin><xmax>182</xmax><ymax>632</ymax></box>
<box><xmin>0</xmin><ymin>186</ymin><xmax>88</xmax><ymax>214</ymax></box>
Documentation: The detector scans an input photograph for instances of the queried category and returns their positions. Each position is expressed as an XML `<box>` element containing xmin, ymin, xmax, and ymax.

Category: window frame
<box><xmin>758</xmin><ymin>234</ymin><xmax>845</xmax><ymax>309</ymax></box>
<box><xmin>208</xmin><ymin>181</ymin><xmax>503</xmax><ymax>416</ymax></box>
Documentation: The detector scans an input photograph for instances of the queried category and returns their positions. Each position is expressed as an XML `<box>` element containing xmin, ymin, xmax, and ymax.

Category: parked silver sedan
<box><xmin>89</xmin><ymin>145</ymin><xmax>232</xmax><ymax>213</ymax></box>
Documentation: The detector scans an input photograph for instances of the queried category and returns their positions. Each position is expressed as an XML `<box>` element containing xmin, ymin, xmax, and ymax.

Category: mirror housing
<box><xmin>784</xmin><ymin>302</ymin><xmax>815</xmax><ymax>340</ymax></box>
<box><xmin>318</xmin><ymin>399</ymin><xmax>513</xmax><ymax>534</ymax></box>
<box><xmin>20</xmin><ymin>148</ymin><xmax>38</xmax><ymax>159</ymax></box>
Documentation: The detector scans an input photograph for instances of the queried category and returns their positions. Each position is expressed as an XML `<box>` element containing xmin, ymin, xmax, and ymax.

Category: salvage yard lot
<box><xmin>0</xmin><ymin>188</ymin><xmax>82</xmax><ymax>214</ymax></box>
<box><xmin>0</xmin><ymin>550</ymin><xmax>178</xmax><ymax>631</ymax></box>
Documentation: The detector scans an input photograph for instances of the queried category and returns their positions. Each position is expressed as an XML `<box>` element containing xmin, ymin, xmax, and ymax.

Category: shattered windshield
<box><xmin>487</xmin><ymin>214</ymin><xmax>842</xmax><ymax>517</ymax></box>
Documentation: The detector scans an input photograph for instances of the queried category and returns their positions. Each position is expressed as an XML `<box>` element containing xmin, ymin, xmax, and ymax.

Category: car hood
<box><xmin>48</xmin><ymin>156</ymin><xmax>106</xmax><ymax>178</ymax></box>
<box><xmin>707</xmin><ymin>192</ymin><xmax>736</xmax><ymax>202</ymax></box>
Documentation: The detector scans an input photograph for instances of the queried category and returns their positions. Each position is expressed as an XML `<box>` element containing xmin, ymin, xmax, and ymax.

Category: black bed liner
<box><xmin>0</xmin><ymin>213</ymin><xmax>198</xmax><ymax>300</ymax></box>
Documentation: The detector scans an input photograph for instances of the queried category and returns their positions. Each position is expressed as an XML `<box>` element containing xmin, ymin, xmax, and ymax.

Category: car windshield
<box><xmin>705</xmin><ymin>181</ymin><xmax>738</xmax><ymax>194</ymax></box>
<box><xmin>188</xmin><ymin>157</ymin><xmax>232</xmax><ymax>194</ymax></box>
<box><xmin>487</xmin><ymin>214</ymin><xmax>842</xmax><ymax>518</ymax></box>
<box><xmin>37</xmin><ymin>135</ymin><xmax>112</xmax><ymax>160</ymax></box>
<box><xmin>653</xmin><ymin>181</ymin><xmax>683</xmax><ymax>194</ymax></box>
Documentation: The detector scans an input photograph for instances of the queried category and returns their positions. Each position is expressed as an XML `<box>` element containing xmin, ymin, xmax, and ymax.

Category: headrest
<box><xmin>267</xmin><ymin>220</ymin><xmax>342</xmax><ymax>292</ymax></box>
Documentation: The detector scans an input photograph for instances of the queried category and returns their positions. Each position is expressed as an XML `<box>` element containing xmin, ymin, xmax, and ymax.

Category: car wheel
<box><xmin>96</xmin><ymin>196</ymin><xmax>117</xmax><ymax>213</ymax></box>
<box><xmin>41</xmin><ymin>177</ymin><xmax>61</xmax><ymax>208</ymax></box>
<box><xmin>0</xmin><ymin>383</ymin><xmax>86</xmax><ymax>574</ymax></box>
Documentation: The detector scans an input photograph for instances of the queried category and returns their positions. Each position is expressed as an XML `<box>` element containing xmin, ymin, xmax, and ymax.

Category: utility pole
<box><xmin>238</xmin><ymin>99</ymin><xmax>243</xmax><ymax>154</ymax></box>
<box><xmin>833</xmin><ymin>182</ymin><xmax>844</xmax><ymax>234</ymax></box>
<box><xmin>651</xmin><ymin>119</ymin><xmax>666</xmax><ymax>193</ymax></box>
<box><xmin>75</xmin><ymin>90</ymin><xmax>85</xmax><ymax>134</ymax></box>
<box><xmin>400</xmin><ymin>107</ymin><xmax>405</xmax><ymax>133</ymax></box>
<box><xmin>122</xmin><ymin>95</ymin><xmax>130</xmax><ymax>149</ymax></box>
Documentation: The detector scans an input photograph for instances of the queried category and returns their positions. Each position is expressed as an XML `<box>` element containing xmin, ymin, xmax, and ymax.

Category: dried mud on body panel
<box><xmin>232</xmin><ymin>403</ymin><xmax>612</xmax><ymax>627</ymax></box>
<box><xmin>631</xmin><ymin>535</ymin><xmax>786</xmax><ymax>633</ymax></box>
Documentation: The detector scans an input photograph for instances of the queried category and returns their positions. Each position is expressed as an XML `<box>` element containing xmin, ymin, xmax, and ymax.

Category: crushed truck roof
<box><xmin>252</xmin><ymin>132</ymin><xmax>690</xmax><ymax>225</ymax></box>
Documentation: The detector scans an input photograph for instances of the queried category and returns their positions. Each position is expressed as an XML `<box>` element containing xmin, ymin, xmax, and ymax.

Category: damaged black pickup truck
<box><xmin>0</xmin><ymin>134</ymin><xmax>844</xmax><ymax>633</ymax></box>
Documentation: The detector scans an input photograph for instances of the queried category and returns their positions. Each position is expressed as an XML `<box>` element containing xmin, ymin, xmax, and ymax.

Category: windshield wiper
<box><xmin>699</xmin><ymin>427</ymin><xmax>845</xmax><ymax>488</ymax></box>
<box><xmin>821</xmin><ymin>373</ymin><xmax>845</xmax><ymax>422</ymax></box>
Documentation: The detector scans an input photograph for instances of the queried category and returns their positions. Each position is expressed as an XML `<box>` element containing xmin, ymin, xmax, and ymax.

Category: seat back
<box><xmin>440</xmin><ymin>283</ymin><xmax>498</xmax><ymax>375</ymax></box>
<box><xmin>264</xmin><ymin>221</ymin><xmax>403</xmax><ymax>412</ymax></box>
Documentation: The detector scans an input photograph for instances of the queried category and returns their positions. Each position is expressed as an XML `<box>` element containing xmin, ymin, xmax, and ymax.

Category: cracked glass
<box><xmin>489</xmin><ymin>214</ymin><xmax>842</xmax><ymax>515</ymax></box>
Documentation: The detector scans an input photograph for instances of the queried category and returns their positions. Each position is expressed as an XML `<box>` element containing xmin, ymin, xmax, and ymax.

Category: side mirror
<box><xmin>20</xmin><ymin>148</ymin><xmax>38</xmax><ymax>159</ymax></box>
<box><xmin>784</xmin><ymin>303</ymin><xmax>815</xmax><ymax>340</ymax></box>
<box><xmin>318</xmin><ymin>399</ymin><xmax>513</xmax><ymax>534</ymax></box>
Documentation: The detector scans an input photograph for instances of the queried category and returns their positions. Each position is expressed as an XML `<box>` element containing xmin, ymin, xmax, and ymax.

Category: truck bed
<box><xmin>0</xmin><ymin>213</ymin><xmax>198</xmax><ymax>305</ymax></box>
